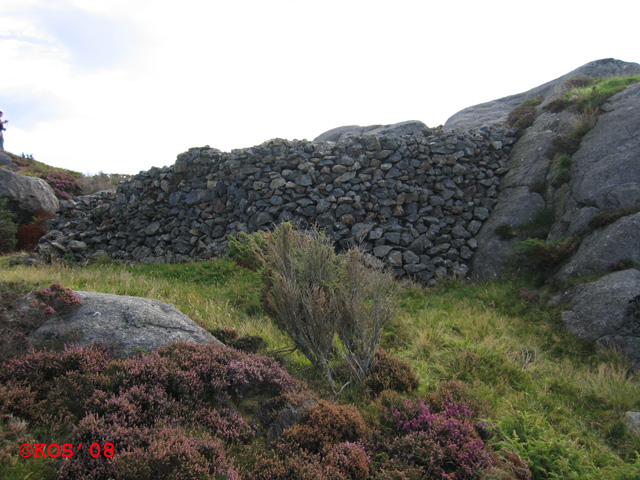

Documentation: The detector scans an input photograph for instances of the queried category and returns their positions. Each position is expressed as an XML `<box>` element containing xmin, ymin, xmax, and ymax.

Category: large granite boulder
<box><xmin>0</xmin><ymin>168</ymin><xmax>59</xmax><ymax>224</ymax></box>
<box><xmin>28</xmin><ymin>291</ymin><xmax>222</xmax><ymax>358</ymax></box>
<box><xmin>552</xmin><ymin>269</ymin><xmax>640</xmax><ymax>367</ymax></box>
<box><xmin>556</xmin><ymin>213</ymin><xmax>640</xmax><ymax>280</ymax></box>
<box><xmin>314</xmin><ymin>120</ymin><xmax>431</xmax><ymax>143</ymax></box>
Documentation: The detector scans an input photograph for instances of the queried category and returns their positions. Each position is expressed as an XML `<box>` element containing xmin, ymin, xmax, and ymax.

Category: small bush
<box><xmin>280</xmin><ymin>400</ymin><xmax>367</xmax><ymax>453</ymax></box>
<box><xmin>33</xmin><ymin>282</ymin><xmax>82</xmax><ymax>314</ymax></box>
<box><xmin>81</xmin><ymin>172</ymin><xmax>131</xmax><ymax>195</ymax></box>
<box><xmin>516</xmin><ymin>237</ymin><xmax>578</xmax><ymax>274</ymax></box>
<box><xmin>210</xmin><ymin>327</ymin><xmax>267</xmax><ymax>353</ymax></box>
<box><xmin>256</xmin><ymin>223</ymin><xmax>397</xmax><ymax>392</ymax></box>
<box><xmin>364</xmin><ymin>349</ymin><xmax>419</xmax><ymax>396</ymax></box>
<box><xmin>548</xmin><ymin>133</ymin><xmax>582</xmax><ymax>157</ymax></box>
<box><xmin>227</xmin><ymin>230</ymin><xmax>268</xmax><ymax>270</ymax></box>
<box><xmin>0</xmin><ymin>198</ymin><xmax>17</xmax><ymax>254</ymax></box>
<box><xmin>507</xmin><ymin>96</ymin><xmax>542</xmax><ymax>131</ymax></box>
<box><xmin>380</xmin><ymin>397</ymin><xmax>494</xmax><ymax>479</ymax></box>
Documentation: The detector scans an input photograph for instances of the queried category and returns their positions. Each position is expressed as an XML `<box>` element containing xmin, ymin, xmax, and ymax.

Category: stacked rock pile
<box><xmin>37</xmin><ymin>126</ymin><xmax>516</xmax><ymax>282</ymax></box>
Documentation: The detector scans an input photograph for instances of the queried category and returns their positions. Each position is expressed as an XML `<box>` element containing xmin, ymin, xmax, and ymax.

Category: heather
<box><xmin>1</xmin><ymin>259</ymin><xmax>640</xmax><ymax>478</ymax></box>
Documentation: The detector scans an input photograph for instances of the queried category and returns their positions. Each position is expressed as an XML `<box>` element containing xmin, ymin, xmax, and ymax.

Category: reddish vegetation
<box><xmin>0</xmin><ymin>340</ymin><xmax>496</xmax><ymax>479</ymax></box>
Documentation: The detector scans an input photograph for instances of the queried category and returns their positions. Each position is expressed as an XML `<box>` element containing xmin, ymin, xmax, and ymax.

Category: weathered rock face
<box><xmin>556</xmin><ymin>213</ymin><xmax>640</xmax><ymax>280</ymax></box>
<box><xmin>445</xmin><ymin>58</ymin><xmax>640</xmax><ymax>131</ymax></box>
<box><xmin>0</xmin><ymin>168</ymin><xmax>59</xmax><ymax>224</ymax></box>
<box><xmin>37</xmin><ymin>126</ymin><xmax>516</xmax><ymax>283</ymax></box>
<box><xmin>314</xmin><ymin>121</ymin><xmax>431</xmax><ymax>143</ymax></box>
<box><xmin>456</xmin><ymin>58</ymin><xmax>640</xmax><ymax>279</ymax></box>
<box><xmin>550</xmin><ymin>82</ymin><xmax>640</xmax><ymax>243</ymax></box>
<box><xmin>28</xmin><ymin>291</ymin><xmax>221</xmax><ymax>358</ymax></box>
<box><xmin>551</xmin><ymin>269</ymin><xmax>640</xmax><ymax>368</ymax></box>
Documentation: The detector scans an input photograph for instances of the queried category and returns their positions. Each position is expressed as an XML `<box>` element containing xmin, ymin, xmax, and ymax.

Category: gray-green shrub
<box><xmin>253</xmin><ymin>223</ymin><xmax>396</xmax><ymax>392</ymax></box>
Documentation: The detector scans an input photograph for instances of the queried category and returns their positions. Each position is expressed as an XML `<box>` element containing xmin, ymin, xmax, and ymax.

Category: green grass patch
<box><xmin>546</xmin><ymin>75</ymin><xmax>640</xmax><ymax>114</ymax></box>
<box><xmin>2</xmin><ymin>259</ymin><xmax>640</xmax><ymax>478</ymax></box>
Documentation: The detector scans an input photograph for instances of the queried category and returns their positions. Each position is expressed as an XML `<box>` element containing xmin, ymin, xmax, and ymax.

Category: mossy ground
<box><xmin>1</xmin><ymin>258</ymin><xmax>639</xmax><ymax>478</ymax></box>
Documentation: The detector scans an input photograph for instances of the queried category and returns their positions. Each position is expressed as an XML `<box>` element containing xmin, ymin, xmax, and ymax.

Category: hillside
<box><xmin>2</xmin><ymin>58</ymin><xmax>640</xmax><ymax>479</ymax></box>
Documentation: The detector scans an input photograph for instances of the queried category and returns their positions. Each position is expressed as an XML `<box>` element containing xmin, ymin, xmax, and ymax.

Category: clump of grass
<box><xmin>588</xmin><ymin>201</ymin><xmax>640</xmax><ymax>231</ymax></box>
<box><xmin>515</xmin><ymin>237</ymin><xmax>578</xmax><ymax>275</ymax></box>
<box><xmin>550</xmin><ymin>153</ymin><xmax>573</xmax><ymax>188</ymax></box>
<box><xmin>546</xmin><ymin>75</ymin><xmax>640</xmax><ymax>115</ymax></box>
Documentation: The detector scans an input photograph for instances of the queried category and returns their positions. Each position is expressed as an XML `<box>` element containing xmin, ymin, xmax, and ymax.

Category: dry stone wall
<box><xmin>38</xmin><ymin>126</ymin><xmax>516</xmax><ymax>282</ymax></box>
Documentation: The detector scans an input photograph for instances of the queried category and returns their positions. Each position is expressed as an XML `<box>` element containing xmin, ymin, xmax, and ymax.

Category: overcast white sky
<box><xmin>1</xmin><ymin>0</ymin><xmax>638</xmax><ymax>175</ymax></box>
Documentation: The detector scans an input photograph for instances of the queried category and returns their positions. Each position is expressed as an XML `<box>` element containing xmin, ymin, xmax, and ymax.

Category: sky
<box><xmin>0</xmin><ymin>0</ymin><xmax>638</xmax><ymax>175</ymax></box>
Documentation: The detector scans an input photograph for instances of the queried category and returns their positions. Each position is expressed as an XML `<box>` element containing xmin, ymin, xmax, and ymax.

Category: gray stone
<box><xmin>145</xmin><ymin>221</ymin><xmax>161</xmax><ymax>236</ymax></box>
<box><xmin>351</xmin><ymin>222</ymin><xmax>374</xmax><ymax>242</ymax></box>
<box><xmin>0</xmin><ymin>168</ymin><xmax>59</xmax><ymax>224</ymax></box>
<box><xmin>552</xmin><ymin>269</ymin><xmax>640</xmax><ymax>367</ymax></box>
<box><xmin>625</xmin><ymin>412</ymin><xmax>640</xmax><ymax>437</ymax></box>
<box><xmin>28</xmin><ymin>291</ymin><xmax>222</xmax><ymax>358</ymax></box>
<box><xmin>557</xmin><ymin>213</ymin><xmax>640</xmax><ymax>280</ymax></box>
<box><xmin>314</xmin><ymin>120</ymin><xmax>430</xmax><ymax>143</ymax></box>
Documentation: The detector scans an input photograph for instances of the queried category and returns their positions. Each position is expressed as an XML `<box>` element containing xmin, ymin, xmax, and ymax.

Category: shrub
<box><xmin>587</xmin><ymin>202</ymin><xmax>640</xmax><ymax>231</ymax></box>
<box><xmin>210</xmin><ymin>327</ymin><xmax>267</xmax><ymax>353</ymax></box>
<box><xmin>515</xmin><ymin>237</ymin><xmax>578</xmax><ymax>275</ymax></box>
<box><xmin>381</xmin><ymin>398</ymin><xmax>493</xmax><ymax>479</ymax></box>
<box><xmin>280</xmin><ymin>400</ymin><xmax>367</xmax><ymax>453</ymax></box>
<box><xmin>33</xmin><ymin>282</ymin><xmax>82</xmax><ymax>314</ymax></box>
<box><xmin>364</xmin><ymin>349</ymin><xmax>419</xmax><ymax>396</ymax></box>
<box><xmin>227</xmin><ymin>230</ymin><xmax>268</xmax><ymax>270</ymax></box>
<box><xmin>507</xmin><ymin>96</ymin><xmax>542</xmax><ymax>132</ymax></box>
<box><xmin>81</xmin><ymin>172</ymin><xmax>131</xmax><ymax>195</ymax></box>
<box><xmin>545</xmin><ymin>75</ymin><xmax>640</xmax><ymax>115</ymax></box>
<box><xmin>1</xmin><ymin>341</ymin><xmax>313</xmax><ymax>479</ymax></box>
<box><xmin>0</xmin><ymin>198</ymin><xmax>17</xmax><ymax>253</ymax></box>
<box><xmin>256</xmin><ymin>223</ymin><xmax>397</xmax><ymax>392</ymax></box>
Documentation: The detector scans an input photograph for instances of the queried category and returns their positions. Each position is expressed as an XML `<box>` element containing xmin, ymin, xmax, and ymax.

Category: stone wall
<box><xmin>38</xmin><ymin>126</ymin><xmax>516</xmax><ymax>283</ymax></box>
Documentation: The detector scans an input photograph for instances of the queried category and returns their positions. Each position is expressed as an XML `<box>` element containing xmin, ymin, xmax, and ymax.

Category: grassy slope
<box><xmin>1</xmin><ymin>258</ymin><xmax>639</xmax><ymax>478</ymax></box>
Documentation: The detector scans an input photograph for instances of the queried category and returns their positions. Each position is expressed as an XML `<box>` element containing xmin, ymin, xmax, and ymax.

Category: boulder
<box><xmin>556</xmin><ymin>213</ymin><xmax>640</xmax><ymax>280</ymax></box>
<box><xmin>551</xmin><ymin>269</ymin><xmax>640</xmax><ymax>367</ymax></box>
<box><xmin>625</xmin><ymin>412</ymin><xmax>640</xmax><ymax>437</ymax></box>
<box><xmin>0</xmin><ymin>168</ymin><xmax>59</xmax><ymax>224</ymax></box>
<box><xmin>314</xmin><ymin>120</ymin><xmax>430</xmax><ymax>143</ymax></box>
<box><xmin>28</xmin><ymin>291</ymin><xmax>222</xmax><ymax>358</ymax></box>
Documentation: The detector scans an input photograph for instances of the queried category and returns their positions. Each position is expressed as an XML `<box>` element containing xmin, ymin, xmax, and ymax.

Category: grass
<box><xmin>546</xmin><ymin>75</ymin><xmax>640</xmax><ymax>115</ymax></box>
<box><xmin>1</xmin><ymin>258</ymin><xmax>640</xmax><ymax>478</ymax></box>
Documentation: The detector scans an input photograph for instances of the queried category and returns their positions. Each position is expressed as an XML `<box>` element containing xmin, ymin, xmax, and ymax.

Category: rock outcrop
<box><xmin>551</xmin><ymin>269</ymin><xmax>640</xmax><ymax>368</ymax></box>
<box><xmin>0</xmin><ymin>167</ymin><xmax>59</xmax><ymax>224</ymax></box>
<box><xmin>452</xmin><ymin>59</ymin><xmax>640</xmax><ymax>279</ymax></box>
<box><xmin>28</xmin><ymin>291</ymin><xmax>221</xmax><ymax>358</ymax></box>
<box><xmin>314</xmin><ymin>121</ymin><xmax>431</xmax><ymax>143</ymax></box>
<box><xmin>445</xmin><ymin>58</ymin><xmax>640</xmax><ymax>131</ymax></box>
